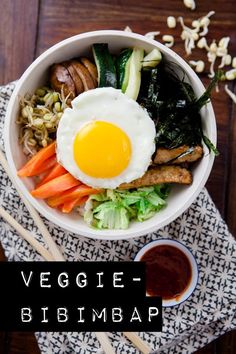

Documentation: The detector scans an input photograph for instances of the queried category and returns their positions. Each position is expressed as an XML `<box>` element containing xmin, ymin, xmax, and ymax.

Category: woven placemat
<box><xmin>0</xmin><ymin>82</ymin><xmax>235</xmax><ymax>354</ymax></box>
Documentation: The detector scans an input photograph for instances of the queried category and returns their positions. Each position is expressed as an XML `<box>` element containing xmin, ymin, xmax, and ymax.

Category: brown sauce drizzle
<box><xmin>141</xmin><ymin>244</ymin><xmax>192</xmax><ymax>300</ymax></box>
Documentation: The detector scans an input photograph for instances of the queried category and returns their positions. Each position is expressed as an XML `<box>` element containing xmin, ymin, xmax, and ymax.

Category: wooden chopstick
<box><xmin>0</xmin><ymin>149</ymin><xmax>64</xmax><ymax>261</ymax></box>
<box><xmin>0</xmin><ymin>205</ymin><xmax>54</xmax><ymax>261</ymax></box>
<box><xmin>123</xmin><ymin>332</ymin><xmax>152</xmax><ymax>354</ymax></box>
<box><xmin>95</xmin><ymin>333</ymin><xmax>116</xmax><ymax>354</ymax></box>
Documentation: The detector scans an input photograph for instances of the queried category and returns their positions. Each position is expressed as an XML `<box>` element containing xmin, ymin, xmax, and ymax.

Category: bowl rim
<box><xmin>4</xmin><ymin>30</ymin><xmax>216</xmax><ymax>240</ymax></box>
<box><xmin>134</xmin><ymin>238</ymin><xmax>199</xmax><ymax>307</ymax></box>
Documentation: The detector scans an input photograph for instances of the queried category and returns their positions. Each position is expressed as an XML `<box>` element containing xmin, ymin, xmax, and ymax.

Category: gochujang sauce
<box><xmin>141</xmin><ymin>245</ymin><xmax>192</xmax><ymax>300</ymax></box>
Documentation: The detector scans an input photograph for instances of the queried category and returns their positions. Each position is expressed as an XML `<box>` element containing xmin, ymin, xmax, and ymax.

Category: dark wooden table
<box><xmin>0</xmin><ymin>0</ymin><xmax>235</xmax><ymax>353</ymax></box>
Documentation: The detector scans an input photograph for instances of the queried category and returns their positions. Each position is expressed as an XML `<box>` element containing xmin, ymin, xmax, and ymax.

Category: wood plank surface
<box><xmin>0</xmin><ymin>0</ymin><xmax>39</xmax><ymax>84</ymax></box>
<box><xmin>0</xmin><ymin>0</ymin><xmax>235</xmax><ymax>353</ymax></box>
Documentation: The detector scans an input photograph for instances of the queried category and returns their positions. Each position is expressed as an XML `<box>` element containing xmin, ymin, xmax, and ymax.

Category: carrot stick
<box><xmin>31</xmin><ymin>173</ymin><xmax>81</xmax><ymax>199</ymax></box>
<box><xmin>61</xmin><ymin>196</ymin><xmax>89</xmax><ymax>213</ymax></box>
<box><xmin>32</xmin><ymin>155</ymin><xmax>57</xmax><ymax>176</ymax></box>
<box><xmin>17</xmin><ymin>141</ymin><xmax>56</xmax><ymax>177</ymax></box>
<box><xmin>37</xmin><ymin>163</ymin><xmax>67</xmax><ymax>187</ymax></box>
<box><xmin>47</xmin><ymin>184</ymin><xmax>100</xmax><ymax>207</ymax></box>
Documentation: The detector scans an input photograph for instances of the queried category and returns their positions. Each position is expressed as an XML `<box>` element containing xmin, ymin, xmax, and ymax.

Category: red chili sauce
<box><xmin>141</xmin><ymin>245</ymin><xmax>192</xmax><ymax>300</ymax></box>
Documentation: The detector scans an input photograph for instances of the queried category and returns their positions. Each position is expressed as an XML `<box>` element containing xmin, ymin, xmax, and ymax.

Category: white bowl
<box><xmin>4</xmin><ymin>30</ymin><xmax>216</xmax><ymax>240</ymax></box>
<box><xmin>134</xmin><ymin>239</ymin><xmax>199</xmax><ymax>307</ymax></box>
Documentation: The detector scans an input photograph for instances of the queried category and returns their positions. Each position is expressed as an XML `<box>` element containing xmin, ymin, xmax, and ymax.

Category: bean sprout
<box><xmin>17</xmin><ymin>87</ymin><xmax>69</xmax><ymax>155</ymax></box>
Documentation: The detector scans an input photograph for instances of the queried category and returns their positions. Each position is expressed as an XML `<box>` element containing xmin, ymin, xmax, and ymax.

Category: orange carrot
<box><xmin>61</xmin><ymin>196</ymin><xmax>89</xmax><ymax>213</ymax></box>
<box><xmin>17</xmin><ymin>141</ymin><xmax>56</xmax><ymax>177</ymax></box>
<box><xmin>33</xmin><ymin>155</ymin><xmax>57</xmax><ymax>176</ymax></box>
<box><xmin>37</xmin><ymin>163</ymin><xmax>67</xmax><ymax>187</ymax></box>
<box><xmin>31</xmin><ymin>173</ymin><xmax>81</xmax><ymax>199</ymax></box>
<box><xmin>47</xmin><ymin>185</ymin><xmax>101</xmax><ymax>208</ymax></box>
<box><xmin>56</xmin><ymin>204</ymin><xmax>63</xmax><ymax>212</ymax></box>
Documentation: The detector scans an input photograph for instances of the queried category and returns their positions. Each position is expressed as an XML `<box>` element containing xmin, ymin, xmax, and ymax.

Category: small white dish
<box><xmin>134</xmin><ymin>239</ymin><xmax>199</xmax><ymax>307</ymax></box>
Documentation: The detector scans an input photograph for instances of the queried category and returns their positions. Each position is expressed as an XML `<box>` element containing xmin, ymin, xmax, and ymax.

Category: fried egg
<box><xmin>56</xmin><ymin>87</ymin><xmax>156</xmax><ymax>189</ymax></box>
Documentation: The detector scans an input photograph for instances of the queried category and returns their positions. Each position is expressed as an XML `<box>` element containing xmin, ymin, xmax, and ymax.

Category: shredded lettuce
<box><xmin>84</xmin><ymin>184</ymin><xmax>170</xmax><ymax>230</ymax></box>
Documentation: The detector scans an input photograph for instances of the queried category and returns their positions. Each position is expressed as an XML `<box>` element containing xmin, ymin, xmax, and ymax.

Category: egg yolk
<box><xmin>73</xmin><ymin>121</ymin><xmax>132</xmax><ymax>178</ymax></box>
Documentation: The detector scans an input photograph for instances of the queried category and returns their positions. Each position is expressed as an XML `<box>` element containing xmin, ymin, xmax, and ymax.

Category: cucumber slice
<box><xmin>116</xmin><ymin>48</ymin><xmax>133</xmax><ymax>91</ymax></box>
<box><xmin>92</xmin><ymin>43</ymin><xmax>117</xmax><ymax>88</ymax></box>
<box><xmin>142</xmin><ymin>48</ymin><xmax>162</xmax><ymax>68</ymax></box>
<box><xmin>124</xmin><ymin>47</ymin><xmax>144</xmax><ymax>100</ymax></box>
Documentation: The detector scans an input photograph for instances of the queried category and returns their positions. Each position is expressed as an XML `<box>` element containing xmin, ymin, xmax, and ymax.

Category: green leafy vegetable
<box><xmin>84</xmin><ymin>184</ymin><xmax>170</xmax><ymax>229</ymax></box>
<box><xmin>192</xmin><ymin>71</ymin><xmax>223</xmax><ymax>111</ymax></box>
<box><xmin>202</xmin><ymin>135</ymin><xmax>219</xmax><ymax>156</ymax></box>
<box><xmin>138</xmin><ymin>63</ymin><xmax>221</xmax><ymax>155</ymax></box>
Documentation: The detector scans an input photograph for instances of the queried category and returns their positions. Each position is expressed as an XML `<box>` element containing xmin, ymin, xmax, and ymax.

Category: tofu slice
<box><xmin>153</xmin><ymin>145</ymin><xmax>203</xmax><ymax>164</ymax></box>
<box><xmin>119</xmin><ymin>166</ymin><xmax>192</xmax><ymax>189</ymax></box>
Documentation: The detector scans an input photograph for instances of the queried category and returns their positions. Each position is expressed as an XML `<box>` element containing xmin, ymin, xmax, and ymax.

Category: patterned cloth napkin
<box><xmin>0</xmin><ymin>82</ymin><xmax>235</xmax><ymax>354</ymax></box>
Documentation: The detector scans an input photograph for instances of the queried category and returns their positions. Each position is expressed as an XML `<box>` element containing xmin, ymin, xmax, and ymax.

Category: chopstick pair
<box><xmin>0</xmin><ymin>148</ymin><xmax>152</xmax><ymax>354</ymax></box>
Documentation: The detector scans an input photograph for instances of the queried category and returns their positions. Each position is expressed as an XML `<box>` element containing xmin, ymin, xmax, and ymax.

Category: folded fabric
<box><xmin>0</xmin><ymin>83</ymin><xmax>235</xmax><ymax>354</ymax></box>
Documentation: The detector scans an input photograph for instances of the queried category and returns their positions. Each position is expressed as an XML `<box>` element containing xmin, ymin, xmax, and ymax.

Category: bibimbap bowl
<box><xmin>4</xmin><ymin>30</ymin><xmax>216</xmax><ymax>240</ymax></box>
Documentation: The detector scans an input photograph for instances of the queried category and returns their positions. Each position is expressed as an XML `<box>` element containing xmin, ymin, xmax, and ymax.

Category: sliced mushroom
<box><xmin>62</xmin><ymin>60</ymin><xmax>84</xmax><ymax>95</ymax></box>
<box><xmin>70</xmin><ymin>61</ymin><xmax>96</xmax><ymax>91</ymax></box>
<box><xmin>49</xmin><ymin>64</ymin><xmax>76</xmax><ymax>101</ymax></box>
<box><xmin>80</xmin><ymin>57</ymin><xmax>98</xmax><ymax>84</ymax></box>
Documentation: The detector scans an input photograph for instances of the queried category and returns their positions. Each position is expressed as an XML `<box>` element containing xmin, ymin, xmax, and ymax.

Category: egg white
<box><xmin>56</xmin><ymin>87</ymin><xmax>156</xmax><ymax>189</ymax></box>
